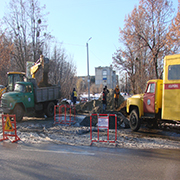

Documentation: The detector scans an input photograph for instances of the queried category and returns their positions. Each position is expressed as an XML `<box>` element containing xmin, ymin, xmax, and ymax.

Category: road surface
<box><xmin>0</xmin><ymin>142</ymin><xmax>180</xmax><ymax>180</ymax></box>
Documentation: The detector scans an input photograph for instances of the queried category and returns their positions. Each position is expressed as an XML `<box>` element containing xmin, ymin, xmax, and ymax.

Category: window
<box><xmin>14</xmin><ymin>84</ymin><xmax>25</xmax><ymax>92</ymax></box>
<box><xmin>146</xmin><ymin>83</ymin><xmax>155</xmax><ymax>93</ymax></box>
<box><xmin>168</xmin><ymin>65</ymin><xmax>180</xmax><ymax>80</ymax></box>
<box><xmin>103</xmin><ymin>70</ymin><xmax>107</xmax><ymax>80</ymax></box>
<box><xmin>25</xmin><ymin>85</ymin><xmax>32</xmax><ymax>93</ymax></box>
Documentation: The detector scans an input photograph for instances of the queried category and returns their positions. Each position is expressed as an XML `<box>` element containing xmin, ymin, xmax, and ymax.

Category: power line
<box><xmin>90</xmin><ymin>50</ymin><xmax>111</xmax><ymax>66</ymax></box>
<box><xmin>63</xmin><ymin>43</ymin><xmax>85</xmax><ymax>47</ymax></box>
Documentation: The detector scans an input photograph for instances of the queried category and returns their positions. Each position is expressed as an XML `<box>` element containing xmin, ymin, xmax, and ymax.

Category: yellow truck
<box><xmin>126</xmin><ymin>54</ymin><xmax>180</xmax><ymax>131</ymax></box>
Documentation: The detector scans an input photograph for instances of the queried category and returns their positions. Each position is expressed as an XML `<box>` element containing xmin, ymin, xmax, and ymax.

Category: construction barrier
<box><xmin>54</xmin><ymin>104</ymin><xmax>76</xmax><ymax>125</ymax></box>
<box><xmin>90</xmin><ymin>114</ymin><xmax>117</xmax><ymax>145</ymax></box>
<box><xmin>0</xmin><ymin>114</ymin><xmax>20</xmax><ymax>143</ymax></box>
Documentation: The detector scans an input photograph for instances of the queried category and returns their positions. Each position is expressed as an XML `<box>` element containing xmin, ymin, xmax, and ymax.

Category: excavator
<box><xmin>0</xmin><ymin>55</ymin><xmax>49</xmax><ymax>98</ymax></box>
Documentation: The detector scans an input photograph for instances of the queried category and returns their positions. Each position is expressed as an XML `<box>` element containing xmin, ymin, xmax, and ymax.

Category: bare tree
<box><xmin>76</xmin><ymin>78</ymin><xmax>83</xmax><ymax>95</ymax></box>
<box><xmin>167</xmin><ymin>0</ymin><xmax>180</xmax><ymax>53</ymax></box>
<box><xmin>138</xmin><ymin>0</ymin><xmax>173</xmax><ymax>78</ymax></box>
<box><xmin>3</xmin><ymin>0</ymin><xmax>49</xmax><ymax>71</ymax></box>
<box><xmin>90</xmin><ymin>83</ymin><xmax>98</xmax><ymax>95</ymax></box>
<box><xmin>113</xmin><ymin>0</ymin><xmax>174</xmax><ymax>94</ymax></box>
<box><xmin>49</xmin><ymin>44</ymin><xmax>77</xmax><ymax>100</ymax></box>
<box><xmin>0</xmin><ymin>30</ymin><xmax>14</xmax><ymax>84</ymax></box>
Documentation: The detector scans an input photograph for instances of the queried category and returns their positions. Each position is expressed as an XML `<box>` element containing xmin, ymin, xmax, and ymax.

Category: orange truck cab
<box><xmin>126</xmin><ymin>54</ymin><xmax>180</xmax><ymax>131</ymax></box>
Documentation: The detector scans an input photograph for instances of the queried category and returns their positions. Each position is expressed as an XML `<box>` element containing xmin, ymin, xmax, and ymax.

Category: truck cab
<box><xmin>126</xmin><ymin>79</ymin><xmax>163</xmax><ymax>131</ymax></box>
<box><xmin>1</xmin><ymin>81</ymin><xmax>35</xmax><ymax>121</ymax></box>
<box><xmin>127</xmin><ymin>54</ymin><xmax>180</xmax><ymax>131</ymax></box>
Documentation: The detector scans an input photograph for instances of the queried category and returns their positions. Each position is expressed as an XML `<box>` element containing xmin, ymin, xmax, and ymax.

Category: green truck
<box><xmin>1</xmin><ymin>78</ymin><xmax>60</xmax><ymax>122</ymax></box>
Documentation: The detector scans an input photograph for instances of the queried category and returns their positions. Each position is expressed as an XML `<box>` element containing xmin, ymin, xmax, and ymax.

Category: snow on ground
<box><xmin>1</xmin><ymin>115</ymin><xmax>180</xmax><ymax>149</ymax></box>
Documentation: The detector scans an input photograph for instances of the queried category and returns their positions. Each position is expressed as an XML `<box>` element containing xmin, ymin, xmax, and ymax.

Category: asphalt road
<box><xmin>0</xmin><ymin>142</ymin><xmax>180</xmax><ymax>180</ymax></box>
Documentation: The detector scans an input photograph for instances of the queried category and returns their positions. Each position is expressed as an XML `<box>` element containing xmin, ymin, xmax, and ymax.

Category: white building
<box><xmin>95</xmin><ymin>66</ymin><xmax>118</xmax><ymax>89</ymax></box>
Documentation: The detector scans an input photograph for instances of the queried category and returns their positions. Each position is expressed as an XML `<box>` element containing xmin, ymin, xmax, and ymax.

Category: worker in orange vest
<box><xmin>114</xmin><ymin>85</ymin><xmax>120</xmax><ymax>109</ymax></box>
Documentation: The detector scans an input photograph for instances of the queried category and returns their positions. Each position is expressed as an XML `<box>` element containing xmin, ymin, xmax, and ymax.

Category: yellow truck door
<box><xmin>162</xmin><ymin>54</ymin><xmax>180</xmax><ymax>121</ymax></box>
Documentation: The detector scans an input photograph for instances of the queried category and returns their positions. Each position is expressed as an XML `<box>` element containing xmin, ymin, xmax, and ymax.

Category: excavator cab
<box><xmin>0</xmin><ymin>72</ymin><xmax>27</xmax><ymax>99</ymax></box>
<box><xmin>7</xmin><ymin>72</ymin><xmax>27</xmax><ymax>91</ymax></box>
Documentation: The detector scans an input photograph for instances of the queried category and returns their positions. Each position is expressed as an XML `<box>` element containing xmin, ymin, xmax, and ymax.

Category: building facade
<box><xmin>95</xmin><ymin>66</ymin><xmax>118</xmax><ymax>89</ymax></box>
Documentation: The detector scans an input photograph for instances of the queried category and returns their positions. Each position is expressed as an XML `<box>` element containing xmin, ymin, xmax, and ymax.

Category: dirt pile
<box><xmin>60</xmin><ymin>91</ymin><xmax>129</xmax><ymax>128</ymax></box>
<box><xmin>75</xmin><ymin>99</ymin><xmax>102</xmax><ymax>114</ymax></box>
<box><xmin>60</xmin><ymin>89</ymin><xmax>126</xmax><ymax>115</ymax></box>
<box><xmin>75</xmin><ymin>89</ymin><xmax>125</xmax><ymax>114</ymax></box>
<box><xmin>105</xmin><ymin>89</ymin><xmax>124</xmax><ymax>110</ymax></box>
<box><xmin>115</xmin><ymin>100</ymin><xmax>128</xmax><ymax>117</ymax></box>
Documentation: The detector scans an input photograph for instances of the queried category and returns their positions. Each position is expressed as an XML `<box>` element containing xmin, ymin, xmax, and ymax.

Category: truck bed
<box><xmin>28</xmin><ymin>78</ymin><xmax>60</xmax><ymax>103</ymax></box>
<box><xmin>34</xmin><ymin>86</ymin><xmax>60</xmax><ymax>103</ymax></box>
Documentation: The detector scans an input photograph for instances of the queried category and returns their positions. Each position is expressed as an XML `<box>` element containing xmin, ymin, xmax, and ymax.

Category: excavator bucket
<box><xmin>30</xmin><ymin>55</ymin><xmax>50</xmax><ymax>87</ymax></box>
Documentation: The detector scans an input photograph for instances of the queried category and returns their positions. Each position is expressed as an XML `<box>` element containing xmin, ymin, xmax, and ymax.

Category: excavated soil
<box><xmin>73</xmin><ymin>89</ymin><xmax>125</xmax><ymax>114</ymax></box>
<box><xmin>60</xmin><ymin>89</ymin><xmax>129</xmax><ymax>128</ymax></box>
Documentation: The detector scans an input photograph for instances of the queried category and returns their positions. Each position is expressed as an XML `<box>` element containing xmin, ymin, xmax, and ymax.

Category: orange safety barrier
<box><xmin>90</xmin><ymin>114</ymin><xmax>117</xmax><ymax>145</ymax></box>
<box><xmin>0</xmin><ymin>114</ymin><xmax>20</xmax><ymax>143</ymax></box>
<box><xmin>54</xmin><ymin>104</ymin><xmax>76</xmax><ymax>125</ymax></box>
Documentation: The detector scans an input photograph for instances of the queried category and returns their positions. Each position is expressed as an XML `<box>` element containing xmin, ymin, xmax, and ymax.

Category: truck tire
<box><xmin>129</xmin><ymin>109</ymin><xmax>141</xmax><ymax>131</ymax></box>
<box><xmin>13</xmin><ymin>104</ymin><xmax>24</xmax><ymax>122</ymax></box>
<box><xmin>45</xmin><ymin>102</ymin><xmax>55</xmax><ymax>117</ymax></box>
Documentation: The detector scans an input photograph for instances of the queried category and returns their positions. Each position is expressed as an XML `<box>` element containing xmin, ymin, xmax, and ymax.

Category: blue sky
<box><xmin>0</xmin><ymin>0</ymin><xmax>178</xmax><ymax>76</ymax></box>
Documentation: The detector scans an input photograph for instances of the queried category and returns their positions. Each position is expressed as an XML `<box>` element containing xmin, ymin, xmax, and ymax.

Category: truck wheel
<box><xmin>45</xmin><ymin>102</ymin><xmax>55</xmax><ymax>117</ymax></box>
<box><xmin>13</xmin><ymin>104</ymin><xmax>24</xmax><ymax>122</ymax></box>
<box><xmin>129</xmin><ymin>109</ymin><xmax>141</xmax><ymax>131</ymax></box>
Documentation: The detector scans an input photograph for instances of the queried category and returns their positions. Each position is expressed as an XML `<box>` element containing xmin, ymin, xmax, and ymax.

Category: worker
<box><xmin>102</xmin><ymin>85</ymin><xmax>109</xmax><ymax>111</ymax></box>
<box><xmin>71</xmin><ymin>88</ymin><xmax>77</xmax><ymax>105</ymax></box>
<box><xmin>102</xmin><ymin>88</ymin><xmax>107</xmax><ymax>111</ymax></box>
<box><xmin>104</xmin><ymin>85</ymin><xmax>109</xmax><ymax>94</ymax></box>
<box><xmin>114</xmin><ymin>85</ymin><xmax>120</xmax><ymax>109</ymax></box>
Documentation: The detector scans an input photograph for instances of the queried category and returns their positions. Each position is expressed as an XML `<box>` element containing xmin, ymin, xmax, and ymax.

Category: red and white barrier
<box><xmin>54</xmin><ymin>104</ymin><xmax>76</xmax><ymax>125</ymax></box>
<box><xmin>90</xmin><ymin>114</ymin><xmax>117</xmax><ymax>145</ymax></box>
<box><xmin>0</xmin><ymin>114</ymin><xmax>20</xmax><ymax>143</ymax></box>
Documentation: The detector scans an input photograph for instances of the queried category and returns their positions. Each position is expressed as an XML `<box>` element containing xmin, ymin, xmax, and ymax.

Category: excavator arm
<box><xmin>30</xmin><ymin>55</ymin><xmax>50</xmax><ymax>87</ymax></box>
<box><xmin>30</xmin><ymin>55</ymin><xmax>44</xmax><ymax>79</ymax></box>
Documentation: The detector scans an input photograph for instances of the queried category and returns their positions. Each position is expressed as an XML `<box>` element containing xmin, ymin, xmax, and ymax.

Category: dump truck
<box><xmin>1</xmin><ymin>55</ymin><xmax>60</xmax><ymax>121</ymax></box>
<box><xmin>126</xmin><ymin>54</ymin><xmax>180</xmax><ymax>131</ymax></box>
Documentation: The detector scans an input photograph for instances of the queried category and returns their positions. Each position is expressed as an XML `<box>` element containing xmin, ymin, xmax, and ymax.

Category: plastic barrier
<box><xmin>0</xmin><ymin>114</ymin><xmax>20</xmax><ymax>143</ymax></box>
<box><xmin>90</xmin><ymin>114</ymin><xmax>117</xmax><ymax>145</ymax></box>
<box><xmin>54</xmin><ymin>104</ymin><xmax>76</xmax><ymax>125</ymax></box>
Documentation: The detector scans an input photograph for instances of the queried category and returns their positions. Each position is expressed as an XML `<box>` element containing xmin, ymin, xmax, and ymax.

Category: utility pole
<box><xmin>86</xmin><ymin>37</ymin><xmax>92</xmax><ymax>101</ymax></box>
